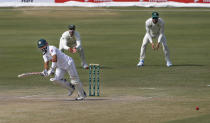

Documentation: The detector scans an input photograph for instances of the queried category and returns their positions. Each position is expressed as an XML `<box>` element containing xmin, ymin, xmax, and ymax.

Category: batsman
<box><xmin>59</xmin><ymin>24</ymin><xmax>88</xmax><ymax>69</ymax></box>
<box><xmin>137</xmin><ymin>12</ymin><xmax>172</xmax><ymax>67</ymax></box>
<box><xmin>38</xmin><ymin>39</ymin><xmax>86</xmax><ymax>100</ymax></box>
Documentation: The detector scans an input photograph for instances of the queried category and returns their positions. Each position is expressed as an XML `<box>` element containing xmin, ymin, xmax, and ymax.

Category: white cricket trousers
<box><xmin>140</xmin><ymin>33</ymin><xmax>171</xmax><ymax>62</ymax></box>
<box><xmin>52</xmin><ymin>58</ymin><xmax>86</xmax><ymax>98</ymax></box>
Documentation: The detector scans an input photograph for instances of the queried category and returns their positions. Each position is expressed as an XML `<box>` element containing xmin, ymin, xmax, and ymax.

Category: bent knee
<box><xmin>50</xmin><ymin>78</ymin><xmax>65</xmax><ymax>84</ymax></box>
<box><xmin>141</xmin><ymin>44</ymin><xmax>147</xmax><ymax>49</ymax></box>
<box><xmin>71</xmin><ymin>78</ymin><xmax>80</xmax><ymax>85</ymax></box>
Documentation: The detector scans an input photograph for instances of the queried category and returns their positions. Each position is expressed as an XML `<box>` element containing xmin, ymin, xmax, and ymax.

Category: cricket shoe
<box><xmin>75</xmin><ymin>91</ymin><xmax>87</xmax><ymax>101</ymax></box>
<box><xmin>166</xmin><ymin>61</ymin><xmax>173</xmax><ymax>67</ymax></box>
<box><xmin>137</xmin><ymin>60</ymin><xmax>144</xmax><ymax>67</ymax></box>
<box><xmin>68</xmin><ymin>83</ymin><xmax>75</xmax><ymax>96</ymax></box>
<box><xmin>83</xmin><ymin>64</ymin><xmax>89</xmax><ymax>69</ymax></box>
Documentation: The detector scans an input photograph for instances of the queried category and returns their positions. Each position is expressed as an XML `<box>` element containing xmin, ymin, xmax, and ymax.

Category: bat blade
<box><xmin>18</xmin><ymin>72</ymin><xmax>42</xmax><ymax>78</ymax></box>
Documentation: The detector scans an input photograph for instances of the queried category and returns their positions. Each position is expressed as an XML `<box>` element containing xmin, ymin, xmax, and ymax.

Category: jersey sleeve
<box><xmin>158</xmin><ymin>19</ymin><xmax>165</xmax><ymax>43</ymax></box>
<box><xmin>145</xmin><ymin>20</ymin><xmax>153</xmax><ymax>43</ymax></box>
<box><xmin>61</xmin><ymin>31</ymin><xmax>68</xmax><ymax>38</ymax></box>
<box><xmin>75</xmin><ymin>31</ymin><xmax>82</xmax><ymax>49</ymax></box>
<box><xmin>43</xmin><ymin>55</ymin><xmax>49</xmax><ymax>63</ymax></box>
<box><xmin>61</xmin><ymin>32</ymin><xmax>70</xmax><ymax>50</ymax></box>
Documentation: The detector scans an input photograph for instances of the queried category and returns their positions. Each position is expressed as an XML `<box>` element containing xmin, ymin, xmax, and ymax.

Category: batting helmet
<box><xmin>37</xmin><ymin>38</ymin><xmax>48</xmax><ymax>48</ymax></box>
<box><xmin>152</xmin><ymin>12</ymin><xmax>159</xmax><ymax>19</ymax></box>
<box><xmin>68</xmin><ymin>24</ymin><xmax>76</xmax><ymax>30</ymax></box>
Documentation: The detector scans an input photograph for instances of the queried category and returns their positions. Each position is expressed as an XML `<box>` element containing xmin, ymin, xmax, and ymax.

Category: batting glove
<box><xmin>69</xmin><ymin>47</ymin><xmax>77</xmax><ymax>53</ymax></box>
<box><xmin>47</xmin><ymin>67</ymin><xmax>55</xmax><ymax>76</ymax></box>
<box><xmin>41</xmin><ymin>69</ymin><xmax>48</xmax><ymax>77</ymax></box>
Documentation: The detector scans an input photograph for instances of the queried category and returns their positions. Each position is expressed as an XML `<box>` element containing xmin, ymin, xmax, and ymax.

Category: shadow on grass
<box><xmin>63</xmin><ymin>97</ymin><xmax>110</xmax><ymax>102</ymax></box>
<box><xmin>173</xmin><ymin>64</ymin><xmax>205</xmax><ymax>67</ymax></box>
<box><xmin>141</xmin><ymin>64</ymin><xmax>204</xmax><ymax>67</ymax></box>
<box><xmin>78</xmin><ymin>66</ymin><xmax>113</xmax><ymax>69</ymax></box>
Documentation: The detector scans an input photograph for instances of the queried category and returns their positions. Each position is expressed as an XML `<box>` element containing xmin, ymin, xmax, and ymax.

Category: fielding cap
<box><xmin>68</xmin><ymin>24</ymin><xmax>76</xmax><ymax>30</ymax></box>
<box><xmin>152</xmin><ymin>12</ymin><xmax>159</xmax><ymax>19</ymax></box>
<box><xmin>37</xmin><ymin>38</ymin><xmax>48</xmax><ymax>48</ymax></box>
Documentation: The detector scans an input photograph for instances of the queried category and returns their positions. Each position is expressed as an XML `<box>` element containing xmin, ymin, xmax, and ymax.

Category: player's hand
<box><xmin>41</xmin><ymin>69</ymin><xmax>48</xmax><ymax>77</ymax></box>
<box><xmin>47</xmin><ymin>68</ymin><xmax>55</xmax><ymax>76</ymax></box>
<box><xmin>156</xmin><ymin>42</ymin><xmax>160</xmax><ymax>50</ymax></box>
<box><xmin>151</xmin><ymin>43</ymin><xmax>155</xmax><ymax>50</ymax></box>
<box><xmin>69</xmin><ymin>47</ymin><xmax>77</xmax><ymax>53</ymax></box>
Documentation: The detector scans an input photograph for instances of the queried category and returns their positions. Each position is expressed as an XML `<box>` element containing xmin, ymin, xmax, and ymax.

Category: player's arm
<box><xmin>42</xmin><ymin>61</ymin><xmax>49</xmax><ymax>76</ymax></box>
<box><xmin>43</xmin><ymin>54</ymin><xmax>57</xmax><ymax>70</ymax></box>
<box><xmin>62</xmin><ymin>37</ymin><xmax>76</xmax><ymax>53</ymax></box>
<box><xmin>51</xmin><ymin>55</ymin><xmax>57</xmax><ymax>71</ymax></box>
<box><xmin>75</xmin><ymin>31</ymin><xmax>81</xmax><ymax>50</ymax></box>
<box><xmin>61</xmin><ymin>33</ymin><xmax>71</xmax><ymax>51</ymax></box>
<box><xmin>61</xmin><ymin>35</ymin><xmax>77</xmax><ymax>53</ymax></box>
<box><xmin>42</xmin><ymin>47</ymin><xmax>57</xmax><ymax>76</ymax></box>
<box><xmin>156</xmin><ymin>21</ymin><xmax>165</xmax><ymax>50</ymax></box>
<box><xmin>42</xmin><ymin>57</ymin><xmax>57</xmax><ymax>76</ymax></box>
<box><xmin>70</xmin><ymin>31</ymin><xmax>81</xmax><ymax>54</ymax></box>
<box><xmin>62</xmin><ymin>38</ymin><xmax>71</xmax><ymax>50</ymax></box>
<box><xmin>48</xmin><ymin>50</ymin><xmax>57</xmax><ymax>75</ymax></box>
<box><xmin>44</xmin><ymin>61</ymin><xmax>49</xmax><ymax>70</ymax></box>
<box><xmin>41</xmin><ymin>55</ymin><xmax>50</xmax><ymax>76</ymax></box>
<box><xmin>145</xmin><ymin>23</ymin><xmax>155</xmax><ymax>50</ymax></box>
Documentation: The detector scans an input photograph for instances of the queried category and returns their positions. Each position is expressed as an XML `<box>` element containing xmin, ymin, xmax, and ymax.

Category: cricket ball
<box><xmin>196</xmin><ymin>106</ymin><xmax>199</xmax><ymax>111</ymax></box>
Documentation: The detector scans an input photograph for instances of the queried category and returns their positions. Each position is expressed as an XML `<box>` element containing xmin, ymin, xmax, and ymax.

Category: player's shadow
<box><xmin>145</xmin><ymin>64</ymin><xmax>204</xmax><ymax>67</ymax></box>
<box><xmin>173</xmin><ymin>64</ymin><xmax>204</xmax><ymax>67</ymax></box>
<box><xmin>99</xmin><ymin>66</ymin><xmax>113</xmax><ymax>69</ymax></box>
<box><xmin>78</xmin><ymin>66</ymin><xmax>113</xmax><ymax>69</ymax></box>
<box><xmin>63</xmin><ymin>98</ymin><xmax>110</xmax><ymax>102</ymax></box>
<box><xmin>145</xmin><ymin>64</ymin><xmax>165</xmax><ymax>66</ymax></box>
<box><xmin>85</xmin><ymin>98</ymin><xmax>111</xmax><ymax>101</ymax></box>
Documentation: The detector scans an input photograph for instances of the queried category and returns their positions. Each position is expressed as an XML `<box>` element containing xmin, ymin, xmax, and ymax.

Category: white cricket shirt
<box><xmin>60</xmin><ymin>31</ymin><xmax>81</xmax><ymax>50</ymax></box>
<box><xmin>145</xmin><ymin>18</ymin><xmax>165</xmax><ymax>43</ymax></box>
<box><xmin>43</xmin><ymin>45</ymin><xmax>72</xmax><ymax>69</ymax></box>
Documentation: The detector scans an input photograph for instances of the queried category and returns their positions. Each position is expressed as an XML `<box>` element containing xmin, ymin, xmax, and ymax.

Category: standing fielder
<box><xmin>137</xmin><ymin>12</ymin><xmax>172</xmax><ymax>67</ymax></box>
<box><xmin>59</xmin><ymin>25</ymin><xmax>88</xmax><ymax>69</ymax></box>
<box><xmin>38</xmin><ymin>39</ymin><xmax>86</xmax><ymax>100</ymax></box>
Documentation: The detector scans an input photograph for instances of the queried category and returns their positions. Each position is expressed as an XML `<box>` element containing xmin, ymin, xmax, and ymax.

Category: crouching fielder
<box><xmin>137</xmin><ymin>12</ymin><xmax>172</xmax><ymax>67</ymax></box>
<box><xmin>59</xmin><ymin>25</ymin><xmax>88</xmax><ymax>69</ymax></box>
<box><xmin>38</xmin><ymin>39</ymin><xmax>86</xmax><ymax>100</ymax></box>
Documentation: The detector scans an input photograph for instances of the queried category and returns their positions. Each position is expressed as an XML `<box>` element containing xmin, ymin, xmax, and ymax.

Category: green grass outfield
<box><xmin>0</xmin><ymin>7</ymin><xmax>210</xmax><ymax>123</ymax></box>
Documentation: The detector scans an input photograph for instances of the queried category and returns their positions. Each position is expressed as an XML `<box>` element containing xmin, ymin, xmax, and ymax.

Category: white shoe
<box><xmin>166</xmin><ymin>61</ymin><xmax>172</xmax><ymax>67</ymax></box>
<box><xmin>75</xmin><ymin>91</ymin><xmax>87</xmax><ymax>101</ymax></box>
<box><xmin>83</xmin><ymin>64</ymin><xmax>89</xmax><ymax>69</ymax></box>
<box><xmin>137</xmin><ymin>60</ymin><xmax>144</xmax><ymax>67</ymax></box>
<box><xmin>75</xmin><ymin>96</ymin><xmax>85</xmax><ymax>101</ymax></box>
<box><xmin>68</xmin><ymin>83</ymin><xmax>75</xmax><ymax>96</ymax></box>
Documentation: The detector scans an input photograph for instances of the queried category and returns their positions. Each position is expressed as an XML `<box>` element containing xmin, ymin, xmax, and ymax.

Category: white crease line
<box><xmin>139</xmin><ymin>88</ymin><xmax>156</xmax><ymax>90</ymax></box>
<box><xmin>19</xmin><ymin>95</ymin><xmax>41</xmax><ymax>99</ymax></box>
